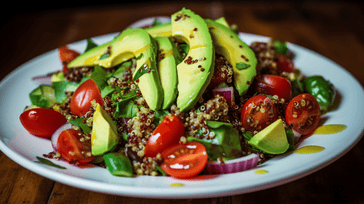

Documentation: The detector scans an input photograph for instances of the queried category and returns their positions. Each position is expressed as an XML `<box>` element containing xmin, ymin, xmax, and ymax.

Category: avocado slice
<box><xmin>172</xmin><ymin>8</ymin><xmax>215</xmax><ymax>112</ymax></box>
<box><xmin>205</xmin><ymin>19</ymin><xmax>257</xmax><ymax>96</ymax></box>
<box><xmin>68</xmin><ymin>28</ymin><xmax>163</xmax><ymax>110</ymax></box>
<box><xmin>91</xmin><ymin>103</ymin><xmax>119</xmax><ymax>156</ymax></box>
<box><xmin>146</xmin><ymin>22</ymin><xmax>172</xmax><ymax>37</ymax></box>
<box><xmin>154</xmin><ymin>36</ymin><xmax>180</xmax><ymax>109</ymax></box>
<box><xmin>214</xmin><ymin>17</ymin><xmax>230</xmax><ymax>28</ymax></box>
<box><xmin>248</xmin><ymin>119</ymin><xmax>289</xmax><ymax>154</ymax></box>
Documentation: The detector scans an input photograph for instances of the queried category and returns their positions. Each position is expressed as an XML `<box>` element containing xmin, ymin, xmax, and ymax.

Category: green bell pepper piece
<box><xmin>103</xmin><ymin>153</ymin><xmax>133</xmax><ymax>177</ymax></box>
<box><xmin>303</xmin><ymin>75</ymin><xmax>336</xmax><ymax>112</ymax></box>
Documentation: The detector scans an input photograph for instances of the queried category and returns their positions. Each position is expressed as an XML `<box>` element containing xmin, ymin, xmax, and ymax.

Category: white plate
<box><xmin>1</xmin><ymin>17</ymin><xmax>364</xmax><ymax>199</ymax></box>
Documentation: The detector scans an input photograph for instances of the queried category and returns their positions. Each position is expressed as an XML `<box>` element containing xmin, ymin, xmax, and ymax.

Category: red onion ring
<box><xmin>51</xmin><ymin>123</ymin><xmax>72</xmax><ymax>152</ymax></box>
<box><xmin>206</xmin><ymin>153</ymin><xmax>259</xmax><ymax>174</ymax></box>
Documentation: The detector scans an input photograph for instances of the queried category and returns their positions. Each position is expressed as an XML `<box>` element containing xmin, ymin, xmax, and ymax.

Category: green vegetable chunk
<box><xmin>272</xmin><ymin>40</ymin><xmax>288</xmax><ymax>55</ymax></box>
<box><xmin>103</xmin><ymin>153</ymin><xmax>133</xmax><ymax>177</ymax></box>
<box><xmin>187</xmin><ymin>121</ymin><xmax>242</xmax><ymax>161</ymax></box>
<box><xmin>29</xmin><ymin>85</ymin><xmax>57</xmax><ymax>108</ymax></box>
<box><xmin>303</xmin><ymin>75</ymin><xmax>336</xmax><ymax>112</ymax></box>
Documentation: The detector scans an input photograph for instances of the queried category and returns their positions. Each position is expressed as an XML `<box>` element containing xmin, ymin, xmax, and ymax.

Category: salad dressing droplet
<box><xmin>314</xmin><ymin>124</ymin><xmax>347</xmax><ymax>135</ymax></box>
<box><xmin>170</xmin><ymin>183</ymin><xmax>185</xmax><ymax>187</ymax></box>
<box><xmin>254</xmin><ymin>170</ymin><xmax>268</xmax><ymax>175</ymax></box>
<box><xmin>294</xmin><ymin>145</ymin><xmax>325</xmax><ymax>154</ymax></box>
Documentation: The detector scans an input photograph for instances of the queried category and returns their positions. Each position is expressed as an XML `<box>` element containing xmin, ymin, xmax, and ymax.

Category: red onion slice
<box><xmin>51</xmin><ymin>123</ymin><xmax>72</xmax><ymax>152</ymax></box>
<box><xmin>206</xmin><ymin>153</ymin><xmax>259</xmax><ymax>174</ymax></box>
<box><xmin>32</xmin><ymin>74</ymin><xmax>53</xmax><ymax>85</ymax></box>
<box><xmin>293</xmin><ymin>129</ymin><xmax>302</xmax><ymax>144</ymax></box>
<box><xmin>212</xmin><ymin>86</ymin><xmax>235</xmax><ymax>108</ymax></box>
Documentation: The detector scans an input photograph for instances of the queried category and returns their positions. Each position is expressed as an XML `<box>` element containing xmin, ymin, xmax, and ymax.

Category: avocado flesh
<box><xmin>68</xmin><ymin>28</ymin><xmax>163</xmax><ymax>111</ymax></box>
<box><xmin>172</xmin><ymin>8</ymin><xmax>215</xmax><ymax>112</ymax></box>
<box><xmin>154</xmin><ymin>36</ymin><xmax>179</xmax><ymax>109</ymax></box>
<box><xmin>205</xmin><ymin>19</ymin><xmax>257</xmax><ymax>96</ymax></box>
<box><xmin>91</xmin><ymin>103</ymin><xmax>119</xmax><ymax>156</ymax></box>
<box><xmin>146</xmin><ymin>22</ymin><xmax>172</xmax><ymax>37</ymax></box>
<box><xmin>248</xmin><ymin>119</ymin><xmax>289</xmax><ymax>154</ymax></box>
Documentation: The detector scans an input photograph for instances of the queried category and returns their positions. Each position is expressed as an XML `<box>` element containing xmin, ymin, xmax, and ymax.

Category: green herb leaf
<box><xmin>133</xmin><ymin>65</ymin><xmax>149</xmax><ymax>81</ymax></box>
<box><xmin>135</xmin><ymin>53</ymin><xmax>144</xmax><ymax>60</ymax></box>
<box><xmin>121</xmin><ymin>132</ymin><xmax>129</xmax><ymax>141</ymax></box>
<box><xmin>236</xmin><ymin>62</ymin><xmax>251</xmax><ymax>70</ymax></box>
<box><xmin>112</xmin><ymin>60</ymin><xmax>133</xmax><ymax>80</ymax></box>
<box><xmin>114</xmin><ymin>99</ymin><xmax>142</xmax><ymax>118</ymax></box>
<box><xmin>100</xmin><ymin>85</ymin><xmax>116</xmax><ymax>98</ymax></box>
<box><xmin>91</xmin><ymin>65</ymin><xmax>108</xmax><ymax>90</ymax></box>
<box><xmin>35</xmin><ymin>156</ymin><xmax>66</xmax><ymax>169</ymax></box>
<box><xmin>99</xmin><ymin>53</ymin><xmax>110</xmax><ymax>60</ymax></box>
<box><xmin>153</xmin><ymin>110</ymin><xmax>170</xmax><ymax>125</ymax></box>
<box><xmin>53</xmin><ymin>81</ymin><xmax>79</xmax><ymax>103</ymax></box>
<box><xmin>85</xmin><ymin>39</ymin><xmax>98</xmax><ymax>52</ymax></box>
<box><xmin>68</xmin><ymin>118</ymin><xmax>92</xmax><ymax>134</ymax></box>
<box><xmin>155</xmin><ymin>165</ymin><xmax>168</xmax><ymax>176</ymax></box>
<box><xmin>151</xmin><ymin>19</ymin><xmax>163</xmax><ymax>27</ymax></box>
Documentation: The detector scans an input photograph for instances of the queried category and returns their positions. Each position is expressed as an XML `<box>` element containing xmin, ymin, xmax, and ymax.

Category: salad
<box><xmin>19</xmin><ymin>8</ymin><xmax>336</xmax><ymax>178</ymax></box>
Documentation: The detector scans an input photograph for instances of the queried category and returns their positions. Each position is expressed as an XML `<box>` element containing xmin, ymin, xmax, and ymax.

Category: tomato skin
<box><xmin>70</xmin><ymin>79</ymin><xmax>104</xmax><ymax>117</ymax></box>
<box><xmin>254</xmin><ymin>74</ymin><xmax>292</xmax><ymax>101</ymax></box>
<box><xmin>58</xmin><ymin>46</ymin><xmax>80</xmax><ymax>73</ymax></box>
<box><xmin>161</xmin><ymin>142</ymin><xmax>208</xmax><ymax>178</ymax></box>
<box><xmin>20</xmin><ymin>108</ymin><xmax>67</xmax><ymax>138</ymax></box>
<box><xmin>241</xmin><ymin>95</ymin><xmax>278</xmax><ymax>132</ymax></box>
<box><xmin>57</xmin><ymin>129</ymin><xmax>94</xmax><ymax>164</ymax></box>
<box><xmin>285</xmin><ymin>94</ymin><xmax>321</xmax><ymax>135</ymax></box>
<box><xmin>276</xmin><ymin>55</ymin><xmax>294</xmax><ymax>74</ymax></box>
<box><xmin>144</xmin><ymin>115</ymin><xmax>185</xmax><ymax>158</ymax></box>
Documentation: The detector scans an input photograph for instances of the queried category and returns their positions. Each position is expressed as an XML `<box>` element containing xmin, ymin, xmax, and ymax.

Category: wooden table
<box><xmin>1</xmin><ymin>2</ymin><xmax>364</xmax><ymax>203</ymax></box>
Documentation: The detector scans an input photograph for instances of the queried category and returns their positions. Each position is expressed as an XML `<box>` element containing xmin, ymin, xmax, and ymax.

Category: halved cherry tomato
<box><xmin>20</xmin><ymin>108</ymin><xmax>67</xmax><ymax>138</ymax></box>
<box><xmin>253</xmin><ymin>74</ymin><xmax>292</xmax><ymax>101</ymax></box>
<box><xmin>285</xmin><ymin>94</ymin><xmax>321</xmax><ymax>135</ymax></box>
<box><xmin>241</xmin><ymin>94</ymin><xmax>278</xmax><ymax>132</ymax></box>
<box><xmin>57</xmin><ymin>129</ymin><xmax>94</xmax><ymax>164</ymax></box>
<box><xmin>161</xmin><ymin>142</ymin><xmax>207</xmax><ymax>178</ymax></box>
<box><xmin>70</xmin><ymin>79</ymin><xmax>104</xmax><ymax>117</ymax></box>
<box><xmin>276</xmin><ymin>54</ymin><xmax>294</xmax><ymax>74</ymax></box>
<box><xmin>144</xmin><ymin>115</ymin><xmax>185</xmax><ymax>157</ymax></box>
<box><xmin>58</xmin><ymin>46</ymin><xmax>80</xmax><ymax>73</ymax></box>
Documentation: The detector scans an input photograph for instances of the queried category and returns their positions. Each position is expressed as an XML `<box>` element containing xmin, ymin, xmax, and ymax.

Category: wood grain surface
<box><xmin>1</xmin><ymin>1</ymin><xmax>364</xmax><ymax>203</ymax></box>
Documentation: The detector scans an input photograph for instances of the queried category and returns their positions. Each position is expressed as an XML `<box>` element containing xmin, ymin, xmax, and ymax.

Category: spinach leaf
<box><xmin>35</xmin><ymin>156</ymin><xmax>66</xmax><ymax>169</ymax></box>
<box><xmin>85</xmin><ymin>39</ymin><xmax>98</xmax><ymax>52</ymax></box>
<box><xmin>153</xmin><ymin>110</ymin><xmax>170</xmax><ymax>125</ymax></box>
<box><xmin>53</xmin><ymin>81</ymin><xmax>79</xmax><ymax>103</ymax></box>
<box><xmin>114</xmin><ymin>99</ymin><xmax>142</xmax><ymax>118</ymax></box>
<box><xmin>236</xmin><ymin>62</ymin><xmax>250</xmax><ymax>70</ymax></box>
<box><xmin>90</xmin><ymin>65</ymin><xmax>108</xmax><ymax>90</ymax></box>
<box><xmin>112</xmin><ymin>60</ymin><xmax>133</xmax><ymax>80</ymax></box>
<box><xmin>68</xmin><ymin>118</ymin><xmax>92</xmax><ymax>134</ymax></box>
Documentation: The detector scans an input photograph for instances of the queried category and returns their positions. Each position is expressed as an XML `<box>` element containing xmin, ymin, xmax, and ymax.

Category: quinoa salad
<box><xmin>20</xmin><ymin>8</ymin><xmax>336</xmax><ymax>178</ymax></box>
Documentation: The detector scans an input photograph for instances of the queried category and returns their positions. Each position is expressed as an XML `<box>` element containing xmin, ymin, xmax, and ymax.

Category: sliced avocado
<box><xmin>91</xmin><ymin>103</ymin><xmax>119</xmax><ymax>156</ymax></box>
<box><xmin>154</xmin><ymin>36</ymin><xmax>179</xmax><ymax>109</ymax></box>
<box><xmin>68</xmin><ymin>28</ymin><xmax>163</xmax><ymax>110</ymax></box>
<box><xmin>51</xmin><ymin>72</ymin><xmax>65</xmax><ymax>82</ymax></box>
<box><xmin>205</xmin><ymin>19</ymin><xmax>257</xmax><ymax>96</ymax></box>
<box><xmin>172</xmin><ymin>8</ymin><xmax>215</xmax><ymax>112</ymax></box>
<box><xmin>215</xmin><ymin>17</ymin><xmax>230</xmax><ymax>28</ymax></box>
<box><xmin>248</xmin><ymin>119</ymin><xmax>289</xmax><ymax>154</ymax></box>
<box><xmin>145</xmin><ymin>22</ymin><xmax>172</xmax><ymax>37</ymax></box>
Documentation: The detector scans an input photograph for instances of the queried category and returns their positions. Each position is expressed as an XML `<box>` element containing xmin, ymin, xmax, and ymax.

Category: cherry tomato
<box><xmin>20</xmin><ymin>108</ymin><xmax>67</xmax><ymax>138</ymax></box>
<box><xmin>161</xmin><ymin>142</ymin><xmax>208</xmax><ymax>178</ymax></box>
<box><xmin>144</xmin><ymin>115</ymin><xmax>185</xmax><ymax>157</ymax></box>
<box><xmin>70</xmin><ymin>79</ymin><xmax>104</xmax><ymax>117</ymax></box>
<box><xmin>276</xmin><ymin>55</ymin><xmax>294</xmax><ymax>74</ymax></box>
<box><xmin>58</xmin><ymin>46</ymin><xmax>80</xmax><ymax>73</ymax></box>
<box><xmin>254</xmin><ymin>74</ymin><xmax>292</xmax><ymax>101</ymax></box>
<box><xmin>241</xmin><ymin>94</ymin><xmax>278</xmax><ymax>132</ymax></box>
<box><xmin>285</xmin><ymin>94</ymin><xmax>321</xmax><ymax>135</ymax></box>
<box><xmin>57</xmin><ymin>129</ymin><xmax>94</xmax><ymax>164</ymax></box>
